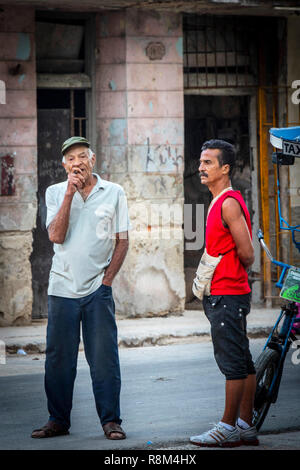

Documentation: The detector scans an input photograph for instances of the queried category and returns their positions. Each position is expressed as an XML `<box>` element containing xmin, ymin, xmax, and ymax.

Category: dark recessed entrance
<box><xmin>184</xmin><ymin>94</ymin><xmax>251</xmax><ymax>307</ymax></box>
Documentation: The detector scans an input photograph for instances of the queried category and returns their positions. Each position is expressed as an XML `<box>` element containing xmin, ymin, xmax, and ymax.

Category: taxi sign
<box><xmin>282</xmin><ymin>140</ymin><xmax>300</xmax><ymax>157</ymax></box>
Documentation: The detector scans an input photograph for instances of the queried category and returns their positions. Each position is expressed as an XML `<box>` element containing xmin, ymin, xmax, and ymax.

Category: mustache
<box><xmin>71</xmin><ymin>163</ymin><xmax>90</xmax><ymax>174</ymax></box>
<box><xmin>199</xmin><ymin>172</ymin><xmax>208</xmax><ymax>177</ymax></box>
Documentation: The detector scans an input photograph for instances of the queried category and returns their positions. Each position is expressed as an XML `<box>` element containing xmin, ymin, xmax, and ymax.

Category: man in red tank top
<box><xmin>190</xmin><ymin>140</ymin><xmax>259</xmax><ymax>448</ymax></box>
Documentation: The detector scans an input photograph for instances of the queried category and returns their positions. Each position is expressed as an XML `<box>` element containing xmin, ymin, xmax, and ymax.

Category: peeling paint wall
<box><xmin>0</xmin><ymin>7</ymin><xmax>37</xmax><ymax>325</ymax></box>
<box><xmin>0</xmin><ymin>4</ymin><xmax>297</xmax><ymax>325</ymax></box>
<box><xmin>96</xmin><ymin>9</ymin><xmax>185</xmax><ymax>317</ymax></box>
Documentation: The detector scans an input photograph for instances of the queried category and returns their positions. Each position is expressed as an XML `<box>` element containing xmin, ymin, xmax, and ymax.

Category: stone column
<box><xmin>0</xmin><ymin>7</ymin><xmax>37</xmax><ymax>325</ymax></box>
<box><xmin>96</xmin><ymin>9</ymin><xmax>185</xmax><ymax>317</ymax></box>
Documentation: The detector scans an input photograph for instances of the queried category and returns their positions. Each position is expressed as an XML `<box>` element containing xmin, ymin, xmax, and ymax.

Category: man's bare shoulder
<box><xmin>222</xmin><ymin>196</ymin><xmax>242</xmax><ymax>211</ymax></box>
<box><xmin>222</xmin><ymin>196</ymin><xmax>243</xmax><ymax>223</ymax></box>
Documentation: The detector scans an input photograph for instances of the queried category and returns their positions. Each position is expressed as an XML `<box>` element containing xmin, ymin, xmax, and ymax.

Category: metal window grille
<box><xmin>70</xmin><ymin>89</ymin><xmax>87</xmax><ymax>137</ymax></box>
<box><xmin>183</xmin><ymin>15</ymin><xmax>257</xmax><ymax>89</ymax></box>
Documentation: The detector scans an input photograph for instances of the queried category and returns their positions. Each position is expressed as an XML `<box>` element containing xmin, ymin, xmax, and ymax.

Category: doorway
<box><xmin>31</xmin><ymin>89</ymin><xmax>87</xmax><ymax>318</ymax></box>
<box><xmin>184</xmin><ymin>94</ymin><xmax>252</xmax><ymax>307</ymax></box>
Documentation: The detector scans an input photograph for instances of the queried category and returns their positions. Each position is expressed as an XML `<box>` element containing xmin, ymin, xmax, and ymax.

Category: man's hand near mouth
<box><xmin>67</xmin><ymin>168</ymin><xmax>85</xmax><ymax>194</ymax></box>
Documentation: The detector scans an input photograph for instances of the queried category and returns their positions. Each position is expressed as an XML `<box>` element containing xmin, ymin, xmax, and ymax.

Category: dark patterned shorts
<box><xmin>203</xmin><ymin>293</ymin><xmax>256</xmax><ymax>380</ymax></box>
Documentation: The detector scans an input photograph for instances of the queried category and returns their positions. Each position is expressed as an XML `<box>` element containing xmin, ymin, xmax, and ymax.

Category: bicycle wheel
<box><xmin>252</xmin><ymin>348</ymin><xmax>280</xmax><ymax>431</ymax></box>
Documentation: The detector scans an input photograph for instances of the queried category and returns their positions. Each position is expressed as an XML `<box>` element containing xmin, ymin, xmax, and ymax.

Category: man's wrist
<box><xmin>102</xmin><ymin>276</ymin><xmax>113</xmax><ymax>286</ymax></box>
<box><xmin>65</xmin><ymin>190</ymin><xmax>76</xmax><ymax>199</ymax></box>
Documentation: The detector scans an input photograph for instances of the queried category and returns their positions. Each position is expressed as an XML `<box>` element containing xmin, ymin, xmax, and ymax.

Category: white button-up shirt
<box><xmin>45</xmin><ymin>173</ymin><xmax>131</xmax><ymax>298</ymax></box>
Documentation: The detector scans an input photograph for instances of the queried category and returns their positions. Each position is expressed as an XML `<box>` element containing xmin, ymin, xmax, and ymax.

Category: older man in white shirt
<box><xmin>31</xmin><ymin>136</ymin><xmax>130</xmax><ymax>441</ymax></box>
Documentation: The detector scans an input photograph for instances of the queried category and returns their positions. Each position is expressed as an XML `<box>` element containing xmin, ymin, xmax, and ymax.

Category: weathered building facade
<box><xmin>0</xmin><ymin>0</ymin><xmax>299</xmax><ymax>325</ymax></box>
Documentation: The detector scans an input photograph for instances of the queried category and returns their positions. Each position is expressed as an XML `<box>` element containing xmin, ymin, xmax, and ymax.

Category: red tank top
<box><xmin>205</xmin><ymin>190</ymin><xmax>252</xmax><ymax>295</ymax></box>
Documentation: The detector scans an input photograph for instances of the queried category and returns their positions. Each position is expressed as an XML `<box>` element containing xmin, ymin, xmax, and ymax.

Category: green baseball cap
<box><xmin>61</xmin><ymin>136</ymin><xmax>90</xmax><ymax>155</ymax></box>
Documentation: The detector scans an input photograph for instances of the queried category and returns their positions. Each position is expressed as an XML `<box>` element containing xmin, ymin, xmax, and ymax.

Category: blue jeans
<box><xmin>45</xmin><ymin>284</ymin><xmax>121</xmax><ymax>429</ymax></box>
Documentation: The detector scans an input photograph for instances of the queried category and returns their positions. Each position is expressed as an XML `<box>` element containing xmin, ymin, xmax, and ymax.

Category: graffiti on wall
<box><xmin>146</xmin><ymin>137</ymin><xmax>183</xmax><ymax>173</ymax></box>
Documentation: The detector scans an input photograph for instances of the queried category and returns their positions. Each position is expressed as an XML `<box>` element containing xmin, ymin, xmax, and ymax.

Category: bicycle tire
<box><xmin>252</xmin><ymin>348</ymin><xmax>280</xmax><ymax>431</ymax></box>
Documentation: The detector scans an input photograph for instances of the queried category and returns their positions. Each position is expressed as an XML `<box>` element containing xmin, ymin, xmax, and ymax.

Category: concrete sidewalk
<box><xmin>0</xmin><ymin>307</ymin><xmax>279</xmax><ymax>354</ymax></box>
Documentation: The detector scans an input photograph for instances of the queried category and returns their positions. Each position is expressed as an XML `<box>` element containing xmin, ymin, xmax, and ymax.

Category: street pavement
<box><xmin>0</xmin><ymin>307</ymin><xmax>281</xmax><ymax>353</ymax></box>
<box><xmin>0</xmin><ymin>305</ymin><xmax>300</xmax><ymax>451</ymax></box>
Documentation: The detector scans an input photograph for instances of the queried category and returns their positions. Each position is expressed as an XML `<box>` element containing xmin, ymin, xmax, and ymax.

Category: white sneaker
<box><xmin>190</xmin><ymin>423</ymin><xmax>242</xmax><ymax>448</ymax></box>
<box><xmin>236</xmin><ymin>423</ymin><xmax>259</xmax><ymax>446</ymax></box>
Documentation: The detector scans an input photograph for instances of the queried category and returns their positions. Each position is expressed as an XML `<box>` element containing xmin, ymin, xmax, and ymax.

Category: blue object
<box><xmin>269</xmin><ymin>126</ymin><xmax>300</xmax><ymax>252</ymax></box>
<box><xmin>17</xmin><ymin>349</ymin><xmax>27</xmax><ymax>355</ymax></box>
<box><xmin>270</xmin><ymin>126</ymin><xmax>300</xmax><ymax>149</ymax></box>
<box><xmin>254</xmin><ymin>228</ymin><xmax>300</xmax><ymax>430</ymax></box>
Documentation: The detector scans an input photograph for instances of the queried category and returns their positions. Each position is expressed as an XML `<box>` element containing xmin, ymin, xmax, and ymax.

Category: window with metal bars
<box><xmin>183</xmin><ymin>14</ymin><xmax>258</xmax><ymax>89</ymax></box>
<box><xmin>37</xmin><ymin>89</ymin><xmax>86</xmax><ymax>137</ymax></box>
